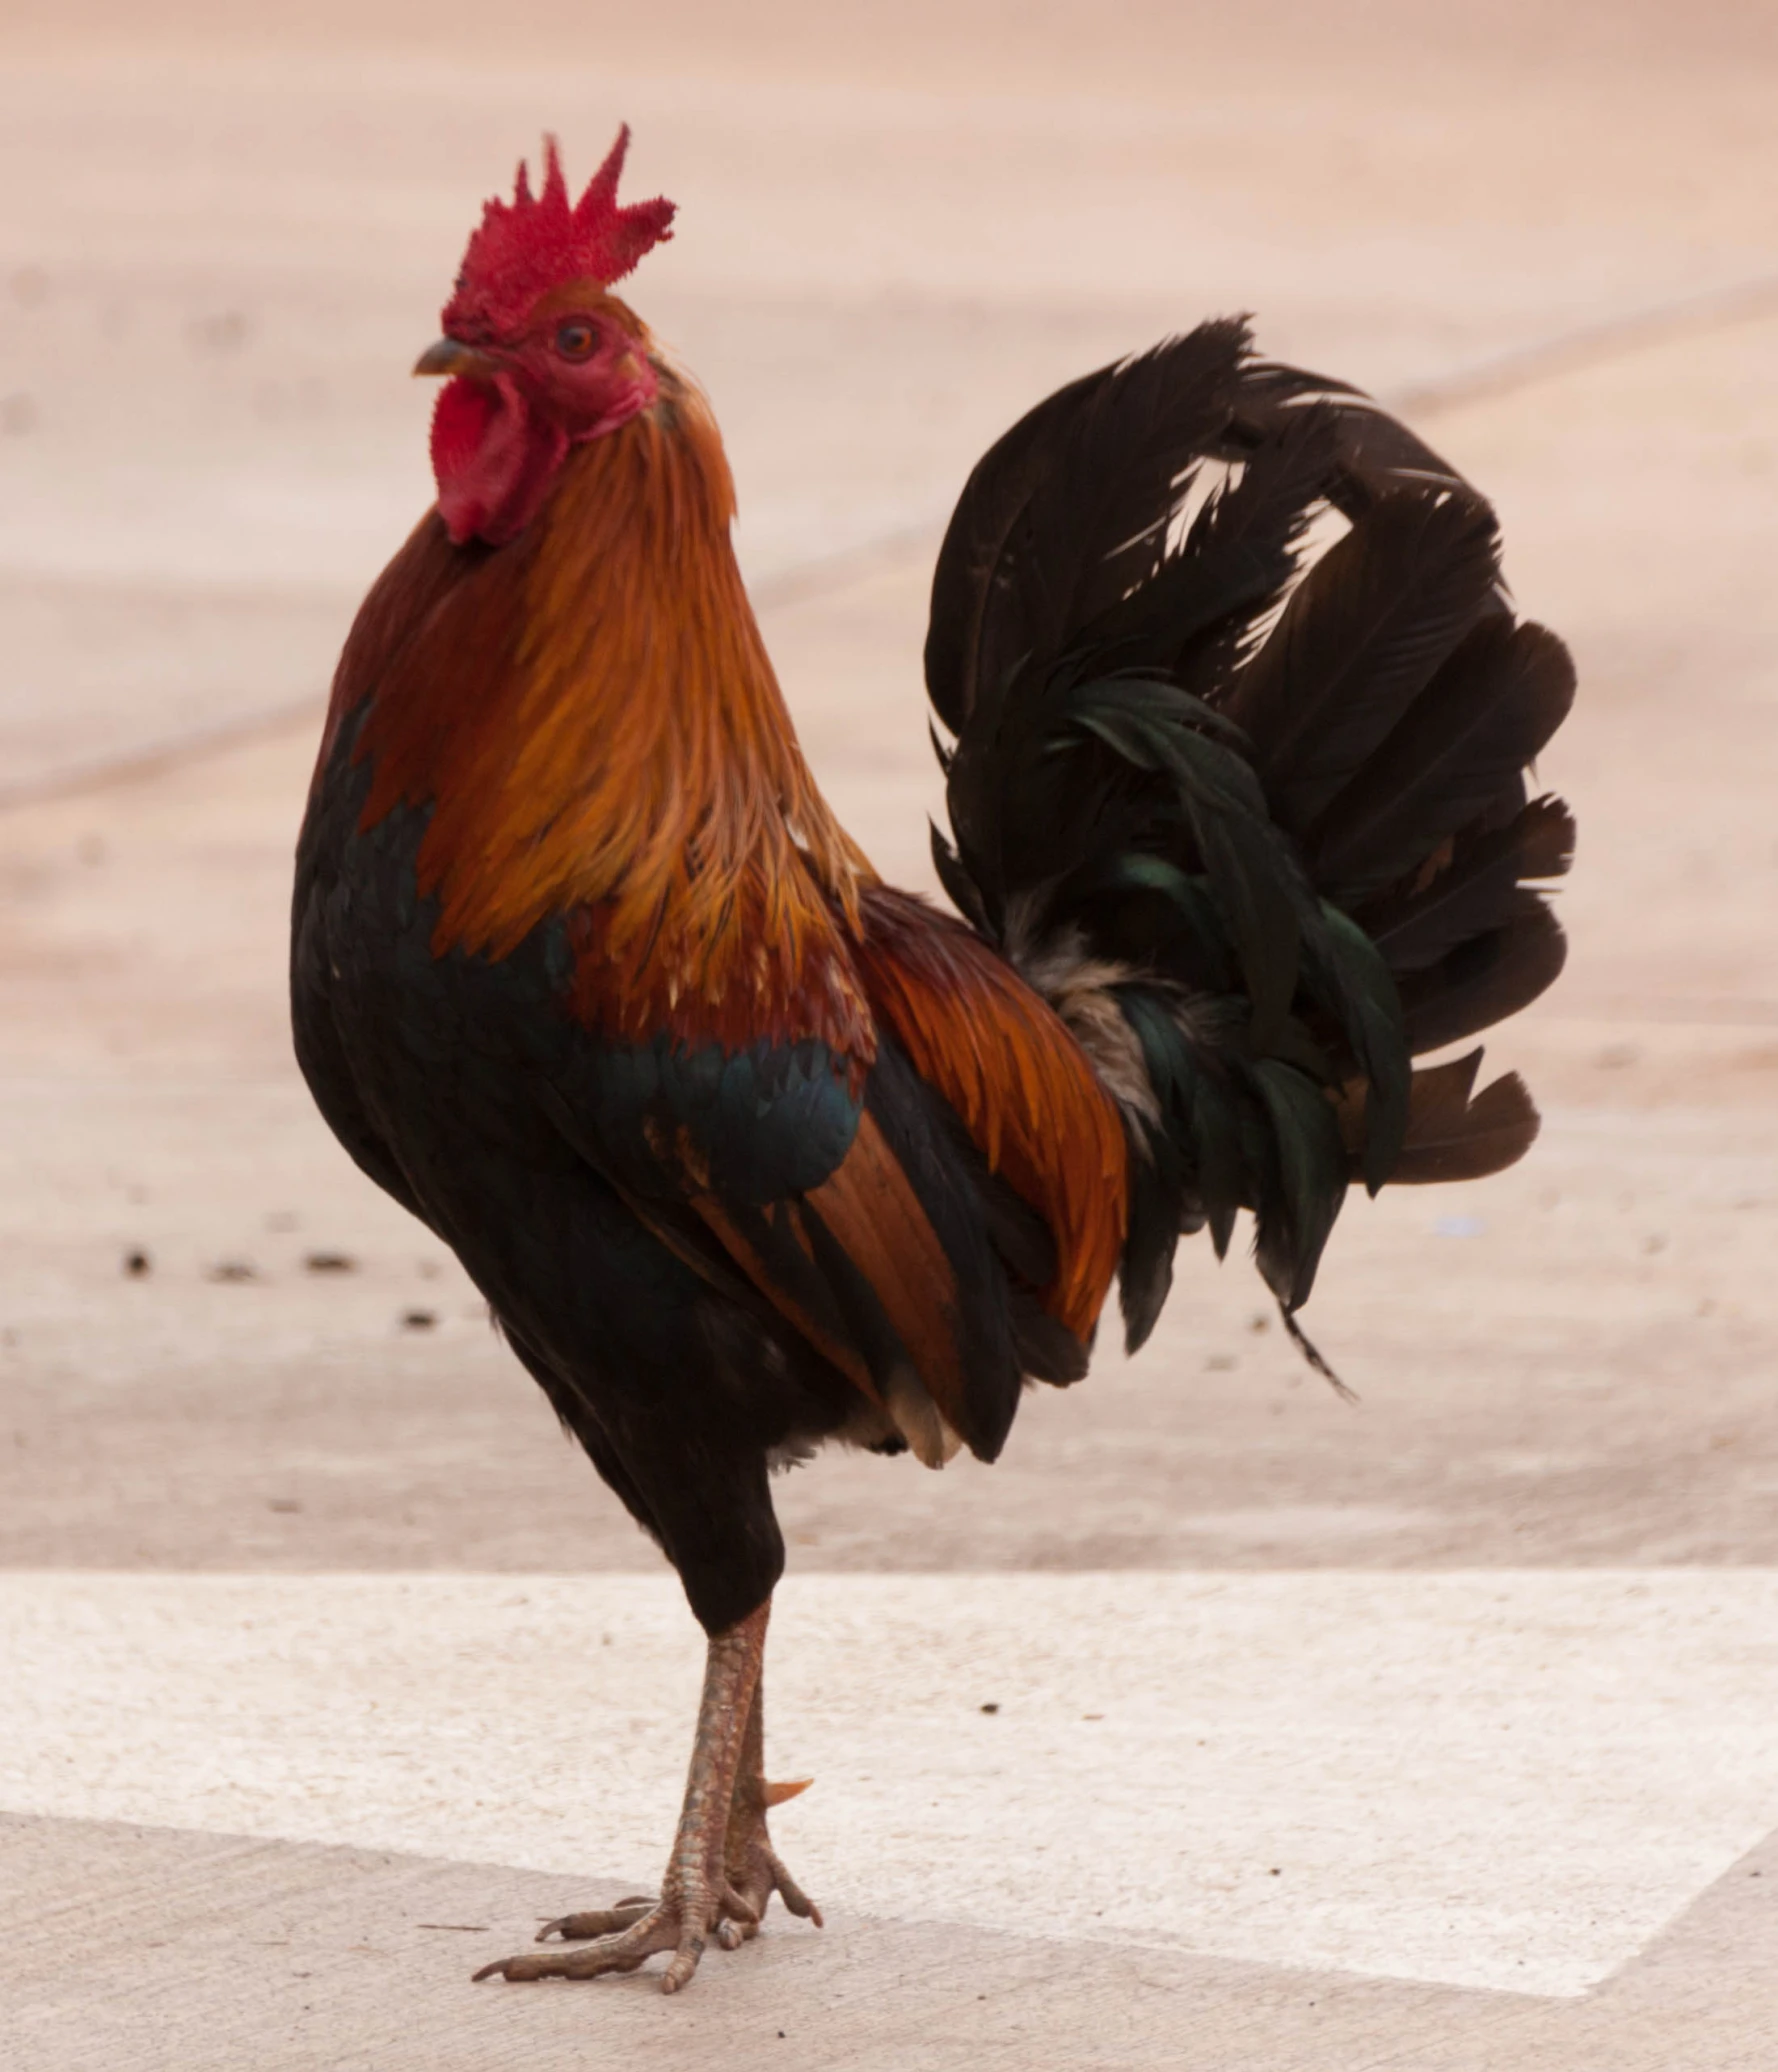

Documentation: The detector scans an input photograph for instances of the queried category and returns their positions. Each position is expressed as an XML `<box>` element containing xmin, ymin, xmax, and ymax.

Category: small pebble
<box><xmin>979</xmin><ymin>1702</ymin><xmax>999</xmax><ymax>1715</ymax></box>
<box><xmin>189</xmin><ymin>309</ymin><xmax>250</xmax><ymax>353</ymax></box>
<box><xmin>123</xmin><ymin>1249</ymin><xmax>151</xmax><ymax>1278</ymax></box>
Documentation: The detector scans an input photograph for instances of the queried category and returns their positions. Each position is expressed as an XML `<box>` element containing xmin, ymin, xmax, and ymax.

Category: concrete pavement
<box><xmin>12</xmin><ymin>1569</ymin><xmax>1778</xmax><ymax>1997</ymax></box>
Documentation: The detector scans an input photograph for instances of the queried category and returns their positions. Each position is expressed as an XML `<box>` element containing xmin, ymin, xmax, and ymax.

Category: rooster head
<box><xmin>415</xmin><ymin>127</ymin><xmax>676</xmax><ymax>547</ymax></box>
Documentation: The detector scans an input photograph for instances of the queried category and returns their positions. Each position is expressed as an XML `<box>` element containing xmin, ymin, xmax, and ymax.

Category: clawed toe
<box><xmin>724</xmin><ymin>1837</ymin><xmax>824</xmax><ymax>1934</ymax></box>
<box><xmin>766</xmin><ymin>1848</ymin><xmax>822</xmax><ymax>1926</ymax></box>
<box><xmin>475</xmin><ymin>1902</ymin><xmax>687</xmax><ymax>1986</ymax></box>
<box><xmin>536</xmin><ymin>1899</ymin><xmax>655</xmax><ymax>1942</ymax></box>
<box><xmin>475</xmin><ymin>1855</ymin><xmax>816</xmax><ymax>1992</ymax></box>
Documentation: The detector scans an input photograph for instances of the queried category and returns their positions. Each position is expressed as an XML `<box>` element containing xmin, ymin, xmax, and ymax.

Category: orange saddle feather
<box><xmin>853</xmin><ymin>887</ymin><xmax>1128</xmax><ymax>1344</ymax></box>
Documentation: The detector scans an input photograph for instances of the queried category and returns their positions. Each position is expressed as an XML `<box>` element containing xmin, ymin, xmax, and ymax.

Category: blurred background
<box><xmin>2</xmin><ymin>4</ymin><xmax>1778</xmax><ymax>2058</ymax></box>
<box><xmin>2</xmin><ymin>0</ymin><xmax>1773</xmax><ymax>1567</ymax></box>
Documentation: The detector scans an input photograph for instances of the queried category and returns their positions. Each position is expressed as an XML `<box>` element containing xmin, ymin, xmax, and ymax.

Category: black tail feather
<box><xmin>1396</xmin><ymin>892</ymin><xmax>1569</xmax><ymax>1055</ymax></box>
<box><xmin>1362</xmin><ymin>794</ymin><xmax>1575</xmax><ymax>973</ymax></box>
<box><xmin>1309</xmin><ymin>618</ymin><xmax>1576</xmax><ymax>905</ymax></box>
<box><xmin>1336</xmin><ymin>1048</ymin><xmax>1541</xmax><ymax>1185</ymax></box>
<box><xmin>925</xmin><ymin>320</ymin><xmax>1257</xmax><ymax>740</ymax></box>
<box><xmin>922</xmin><ymin>320</ymin><xmax>1575</xmax><ymax>1363</ymax></box>
<box><xmin>1226</xmin><ymin>489</ymin><xmax>1503</xmax><ymax>835</ymax></box>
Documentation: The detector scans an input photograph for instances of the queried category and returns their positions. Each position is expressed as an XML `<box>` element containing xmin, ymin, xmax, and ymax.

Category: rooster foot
<box><xmin>475</xmin><ymin>1872</ymin><xmax>743</xmax><ymax>1994</ymax></box>
<box><xmin>484</xmin><ymin>1775</ymin><xmax>822</xmax><ymax>1974</ymax></box>
<box><xmin>474</xmin><ymin>1603</ymin><xmax>818</xmax><ymax>1994</ymax></box>
<box><xmin>532</xmin><ymin>1896</ymin><xmax>656</xmax><ymax>1942</ymax></box>
<box><xmin>713</xmin><ymin>1779</ymin><xmax>823</xmax><ymax>1951</ymax></box>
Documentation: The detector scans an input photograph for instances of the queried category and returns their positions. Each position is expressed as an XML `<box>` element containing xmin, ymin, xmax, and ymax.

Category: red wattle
<box><xmin>430</xmin><ymin>376</ymin><xmax>496</xmax><ymax>490</ymax></box>
<box><xmin>429</xmin><ymin>374</ymin><xmax>568</xmax><ymax>548</ymax></box>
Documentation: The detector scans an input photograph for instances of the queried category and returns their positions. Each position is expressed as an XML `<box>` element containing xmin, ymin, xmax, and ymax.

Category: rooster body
<box><xmin>293</xmin><ymin>131</ymin><xmax>1574</xmax><ymax>1992</ymax></box>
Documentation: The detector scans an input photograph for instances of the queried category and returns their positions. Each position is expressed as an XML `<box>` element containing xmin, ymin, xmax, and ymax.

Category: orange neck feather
<box><xmin>355</xmin><ymin>370</ymin><xmax>877</xmax><ymax>1054</ymax></box>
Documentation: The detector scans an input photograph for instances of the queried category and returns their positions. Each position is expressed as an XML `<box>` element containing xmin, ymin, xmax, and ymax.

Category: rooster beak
<box><xmin>413</xmin><ymin>338</ymin><xmax>499</xmax><ymax>379</ymax></box>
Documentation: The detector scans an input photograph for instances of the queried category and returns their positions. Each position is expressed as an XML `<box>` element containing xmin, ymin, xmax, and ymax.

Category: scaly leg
<box><xmin>713</xmin><ymin>1662</ymin><xmax>822</xmax><ymax>1949</ymax></box>
<box><xmin>474</xmin><ymin>1596</ymin><xmax>818</xmax><ymax>1994</ymax></box>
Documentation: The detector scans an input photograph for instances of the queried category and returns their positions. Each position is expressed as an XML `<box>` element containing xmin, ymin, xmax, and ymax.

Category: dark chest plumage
<box><xmin>291</xmin><ymin>711</ymin><xmax>872</xmax><ymax>1628</ymax></box>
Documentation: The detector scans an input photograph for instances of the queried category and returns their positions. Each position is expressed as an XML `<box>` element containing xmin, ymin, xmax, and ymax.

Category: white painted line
<box><xmin>4</xmin><ymin>1571</ymin><xmax>1774</xmax><ymax>1996</ymax></box>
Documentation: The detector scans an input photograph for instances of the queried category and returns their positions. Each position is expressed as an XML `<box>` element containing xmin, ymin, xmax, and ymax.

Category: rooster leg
<box><xmin>475</xmin><ymin>1596</ymin><xmax>811</xmax><ymax>1994</ymax></box>
<box><xmin>544</xmin><ymin>1661</ymin><xmax>823</xmax><ymax>1958</ymax></box>
<box><xmin>712</xmin><ymin>1659</ymin><xmax>823</xmax><ymax>1949</ymax></box>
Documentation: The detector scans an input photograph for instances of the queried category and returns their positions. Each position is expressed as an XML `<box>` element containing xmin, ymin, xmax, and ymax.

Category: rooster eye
<box><xmin>554</xmin><ymin>320</ymin><xmax>597</xmax><ymax>362</ymax></box>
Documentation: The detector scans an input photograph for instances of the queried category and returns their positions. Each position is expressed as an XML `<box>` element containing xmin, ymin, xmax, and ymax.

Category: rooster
<box><xmin>292</xmin><ymin>128</ymin><xmax>1575</xmax><ymax>1994</ymax></box>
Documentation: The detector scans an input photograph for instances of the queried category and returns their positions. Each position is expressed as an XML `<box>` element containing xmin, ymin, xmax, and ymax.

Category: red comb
<box><xmin>441</xmin><ymin>126</ymin><xmax>675</xmax><ymax>340</ymax></box>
